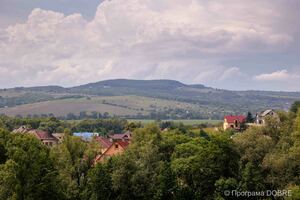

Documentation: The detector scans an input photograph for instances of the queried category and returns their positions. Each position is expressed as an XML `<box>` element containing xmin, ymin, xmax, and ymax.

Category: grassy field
<box><xmin>0</xmin><ymin>95</ymin><xmax>208</xmax><ymax>117</ymax></box>
<box><xmin>0</xmin><ymin>97</ymin><xmax>144</xmax><ymax>116</ymax></box>
<box><xmin>127</xmin><ymin>119</ymin><xmax>222</xmax><ymax>125</ymax></box>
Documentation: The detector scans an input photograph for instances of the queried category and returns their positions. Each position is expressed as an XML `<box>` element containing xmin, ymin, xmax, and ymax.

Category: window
<box><xmin>235</xmin><ymin>120</ymin><xmax>238</xmax><ymax>128</ymax></box>
<box><xmin>115</xmin><ymin>144</ymin><xmax>119</xmax><ymax>149</ymax></box>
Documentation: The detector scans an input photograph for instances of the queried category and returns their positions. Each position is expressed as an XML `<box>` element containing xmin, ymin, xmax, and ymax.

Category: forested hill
<box><xmin>0</xmin><ymin>79</ymin><xmax>300</xmax><ymax>119</ymax></box>
<box><xmin>71</xmin><ymin>79</ymin><xmax>300</xmax><ymax>103</ymax></box>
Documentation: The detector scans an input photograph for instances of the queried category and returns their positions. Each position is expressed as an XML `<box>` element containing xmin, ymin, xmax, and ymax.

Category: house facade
<box><xmin>12</xmin><ymin>127</ymin><xmax>59</xmax><ymax>147</ymax></box>
<box><xmin>95</xmin><ymin>136</ymin><xmax>113</xmax><ymax>153</ymax></box>
<box><xmin>52</xmin><ymin>133</ymin><xmax>64</xmax><ymax>143</ymax></box>
<box><xmin>94</xmin><ymin>141</ymin><xmax>129</xmax><ymax>163</ymax></box>
<box><xmin>223</xmin><ymin>115</ymin><xmax>246</xmax><ymax>131</ymax></box>
<box><xmin>255</xmin><ymin>109</ymin><xmax>279</xmax><ymax>125</ymax></box>
<box><xmin>94</xmin><ymin>131</ymin><xmax>132</xmax><ymax>162</ymax></box>
<box><xmin>28</xmin><ymin>130</ymin><xmax>58</xmax><ymax>147</ymax></box>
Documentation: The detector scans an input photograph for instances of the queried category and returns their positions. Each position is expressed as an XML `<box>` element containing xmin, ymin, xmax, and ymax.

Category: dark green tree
<box><xmin>50</xmin><ymin>135</ymin><xmax>100</xmax><ymax>200</ymax></box>
<box><xmin>171</xmin><ymin>135</ymin><xmax>240</xmax><ymax>199</ymax></box>
<box><xmin>0</xmin><ymin>129</ymin><xmax>9</xmax><ymax>164</ymax></box>
<box><xmin>290</xmin><ymin>101</ymin><xmax>300</xmax><ymax>113</ymax></box>
<box><xmin>246</xmin><ymin>112</ymin><xmax>254</xmax><ymax>123</ymax></box>
<box><xmin>0</xmin><ymin>134</ymin><xmax>63</xmax><ymax>200</ymax></box>
<box><xmin>84</xmin><ymin>161</ymin><xmax>115</xmax><ymax>200</ymax></box>
<box><xmin>39</xmin><ymin>117</ymin><xmax>63</xmax><ymax>133</ymax></box>
<box><xmin>240</xmin><ymin>162</ymin><xmax>265</xmax><ymax>191</ymax></box>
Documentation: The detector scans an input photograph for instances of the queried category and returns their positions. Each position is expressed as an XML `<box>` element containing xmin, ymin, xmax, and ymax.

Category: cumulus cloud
<box><xmin>0</xmin><ymin>0</ymin><xmax>298</xmax><ymax>88</ymax></box>
<box><xmin>254</xmin><ymin>69</ymin><xmax>299</xmax><ymax>81</ymax></box>
<box><xmin>219</xmin><ymin>67</ymin><xmax>244</xmax><ymax>80</ymax></box>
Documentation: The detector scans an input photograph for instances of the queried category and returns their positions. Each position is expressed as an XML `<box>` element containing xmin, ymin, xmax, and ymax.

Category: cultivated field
<box><xmin>0</xmin><ymin>95</ymin><xmax>206</xmax><ymax>117</ymax></box>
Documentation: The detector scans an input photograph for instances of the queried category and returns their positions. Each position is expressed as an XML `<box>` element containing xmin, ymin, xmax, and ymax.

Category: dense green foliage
<box><xmin>72</xmin><ymin>118</ymin><xmax>127</xmax><ymax>134</ymax></box>
<box><xmin>0</xmin><ymin>115</ymin><xmax>128</xmax><ymax>135</ymax></box>
<box><xmin>1</xmin><ymin>106</ymin><xmax>300</xmax><ymax>199</ymax></box>
<box><xmin>290</xmin><ymin>101</ymin><xmax>300</xmax><ymax>113</ymax></box>
<box><xmin>0</xmin><ymin>129</ymin><xmax>62</xmax><ymax>200</ymax></box>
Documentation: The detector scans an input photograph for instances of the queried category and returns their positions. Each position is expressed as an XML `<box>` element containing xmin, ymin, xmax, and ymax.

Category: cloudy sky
<box><xmin>0</xmin><ymin>0</ymin><xmax>299</xmax><ymax>91</ymax></box>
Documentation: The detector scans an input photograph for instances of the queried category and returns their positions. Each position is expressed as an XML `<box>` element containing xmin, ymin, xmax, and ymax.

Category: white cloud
<box><xmin>254</xmin><ymin>69</ymin><xmax>299</xmax><ymax>81</ymax></box>
<box><xmin>219</xmin><ymin>67</ymin><xmax>244</xmax><ymax>80</ymax></box>
<box><xmin>0</xmin><ymin>0</ymin><xmax>298</xmax><ymax>88</ymax></box>
<box><xmin>191</xmin><ymin>66</ymin><xmax>245</xmax><ymax>84</ymax></box>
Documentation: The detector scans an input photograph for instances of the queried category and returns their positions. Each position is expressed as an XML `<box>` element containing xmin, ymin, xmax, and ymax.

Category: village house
<box><xmin>223</xmin><ymin>115</ymin><xmax>246</xmax><ymax>131</ymax></box>
<box><xmin>52</xmin><ymin>133</ymin><xmax>64</xmax><ymax>143</ymax></box>
<box><xmin>12</xmin><ymin>125</ymin><xmax>30</xmax><ymax>134</ymax></box>
<box><xmin>13</xmin><ymin>127</ymin><xmax>59</xmax><ymax>147</ymax></box>
<box><xmin>93</xmin><ymin>131</ymin><xmax>132</xmax><ymax>163</ymax></box>
<box><xmin>28</xmin><ymin>130</ymin><xmax>58</xmax><ymax>147</ymax></box>
<box><xmin>108</xmin><ymin>131</ymin><xmax>132</xmax><ymax>141</ymax></box>
<box><xmin>95</xmin><ymin>136</ymin><xmax>113</xmax><ymax>153</ymax></box>
<box><xmin>94</xmin><ymin>141</ymin><xmax>129</xmax><ymax>163</ymax></box>
<box><xmin>255</xmin><ymin>109</ymin><xmax>279</xmax><ymax>125</ymax></box>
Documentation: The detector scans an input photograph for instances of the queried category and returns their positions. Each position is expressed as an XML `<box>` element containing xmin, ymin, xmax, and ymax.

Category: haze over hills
<box><xmin>0</xmin><ymin>79</ymin><xmax>299</xmax><ymax>119</ymax></box>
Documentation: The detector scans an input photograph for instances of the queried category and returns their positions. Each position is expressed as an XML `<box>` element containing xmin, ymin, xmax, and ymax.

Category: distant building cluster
<box><xmin>71</xmin><ymin>131</ymin><xmax>131</xmax><ymax>164</ymax></box>
<box><xmin>223</xmin><ymin>109</ymin><xmax>279</xmax><ymax>131</ymax></box>
<box><xmin>12</xmin><ymin>126</ymin><xmax>132</xmax><ymax>163</ymax></box>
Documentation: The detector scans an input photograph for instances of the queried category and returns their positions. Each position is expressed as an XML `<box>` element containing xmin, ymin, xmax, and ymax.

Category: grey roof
<box><xmin>260</xmin><ymin>109</ymin><xmax>273</xmax><ymax>117</ymax></box>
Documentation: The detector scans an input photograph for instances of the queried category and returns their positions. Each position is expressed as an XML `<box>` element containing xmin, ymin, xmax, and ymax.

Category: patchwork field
<box><xmin>0</xmin><ymin>95</ymin><xmax>206</xmax><ymax>117</ymax></box>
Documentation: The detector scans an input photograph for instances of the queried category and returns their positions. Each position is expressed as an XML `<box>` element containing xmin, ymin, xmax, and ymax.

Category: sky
<box><xmin>0</xmin><ymin>0</ymin><xmax>300</xmax><ymax>91</ymax></box>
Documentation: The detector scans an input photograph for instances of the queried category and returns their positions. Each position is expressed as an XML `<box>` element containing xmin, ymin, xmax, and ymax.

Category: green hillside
<box><xmin>1</xmin><ymin>79</ymin><xmax>300</xmax><ymax>119</ymax></box>
<box><xmin>0</xmin><ymin>95</ymin><xmax>224</xmax><ymax>119</ymax></box>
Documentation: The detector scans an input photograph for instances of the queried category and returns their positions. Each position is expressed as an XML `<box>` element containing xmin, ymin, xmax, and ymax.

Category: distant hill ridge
<box><xmin>5</xmin><ymin>79</ymin><xmax>298</xmax><ymax>94</ymax></box>
<box><xmin>1</xmin><ymin>79</ymin><xmax>300</xmax><ymax>119</ymax></box>
<box><xmin>72</xmin><ymin>79</ymin><xmax>205</xmax><ymax>90</ymax></box>
<box><xmin>4</xmin><ymin>79</ymin><xmax>207</xmax><ymax>91</ymax></box>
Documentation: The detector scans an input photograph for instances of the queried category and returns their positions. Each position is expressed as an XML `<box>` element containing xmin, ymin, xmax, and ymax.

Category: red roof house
<box><xmin>223</xmin><ymin>115</ymin><xmax>246</xmax><ymax>131</ymax></box>
<box><xmin>12</xmin><ymin>126</ymin><xmax>58</xmax><ymax>147</ymax></box>
<box><xmin>94</xmin><ymin>141</ymin><xmax>130</xmax><ymax>164</ymax></box>
<box><xmin>28</xmin><ymin>130</ymin><xmax>58</xmax><ymax>147</ymax></box>
<box><xmin>95</xmin><ymin>136</ymin><xmax>113</xmax><ymax>153</ymax></box>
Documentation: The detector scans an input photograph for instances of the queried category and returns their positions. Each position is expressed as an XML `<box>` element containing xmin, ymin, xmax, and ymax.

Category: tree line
<box><xmin>0</xmin><ymin>115</ymin><xmax>130</xmax><ymax>134</ymax></box>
